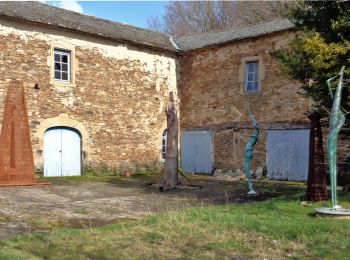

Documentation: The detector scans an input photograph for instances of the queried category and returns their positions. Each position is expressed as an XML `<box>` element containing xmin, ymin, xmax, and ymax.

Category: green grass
<box><xmin>0</xmin><ymin>213</ymin><xmax>11</xmax><ymax>223</ymax></box>
<box><xmin>41</xmin><ymin>175</ymin><xmax>118</xmax><ymax>185</ymax></box>
<box><xmin>72</xmin><ymin>207</ymin><xmax>90</xmax><ymax>215</ymax></box>
<box><xmin>40</xmin><ymin>171</ymin><xmax>155</xmax><ymax>185</ymax></box>
<box><xmin>0</xmin><ymin>193</ymin><xmax>349</xmax><ymax>259</ymax></box>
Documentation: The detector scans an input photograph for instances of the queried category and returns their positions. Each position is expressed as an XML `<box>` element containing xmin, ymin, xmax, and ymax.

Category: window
<box><xmin>54</xmin><ymin>49</ymin><xmax>70</xmax><ymax>82</ymax></box>
<box><xmin>162</xmin><ymin>129</ymin><xmax>167</xmax><ymax>160</ymax></box>
<box><xmin>245</xmin><ymin>61</ymin><xmax>259</xmax><ymax>92</ymax></box>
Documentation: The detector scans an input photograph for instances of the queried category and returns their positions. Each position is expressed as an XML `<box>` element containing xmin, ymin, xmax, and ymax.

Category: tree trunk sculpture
<box><xmin>161</xmin><ymin>92</ymin><xmax>179</xmax><ymax>191</ymax></box>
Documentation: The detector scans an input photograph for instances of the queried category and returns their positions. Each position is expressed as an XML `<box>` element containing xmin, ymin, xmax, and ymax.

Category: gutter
<box><xmin>169</xmin><ymin>36</ymin><xmax>183</xmax><ymax>51</ymax></box>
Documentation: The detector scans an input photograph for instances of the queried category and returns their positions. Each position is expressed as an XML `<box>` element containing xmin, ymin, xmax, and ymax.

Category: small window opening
<box><xmin>162</xmin><ymin>129</ymin><xmax>167</xmax><ymax>161</ymax></box>
<box><xmin>245</xmin><ymin>61</ymin><xmax>259</xmax><ymax>92</ymax></box>
<box><xmin>54</xmin><ymin>49</ymin><xmax>71</xmax><ymax>82</ymax></box>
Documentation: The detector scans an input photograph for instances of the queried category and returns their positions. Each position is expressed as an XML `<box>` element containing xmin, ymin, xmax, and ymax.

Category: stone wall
<box><xmin>213</xmin><ymin>128</ymin><xmax>267</xmax><ymax>172</ymax></box>
<box><xmin>179</xmin><ymin>30</ymin><xmax>311</xmax><ymax>173</ymax></box>
<box><xmin>0</xmin><ymin>18</ymin><xmax>178</xmax><ymax>172</ymax></box>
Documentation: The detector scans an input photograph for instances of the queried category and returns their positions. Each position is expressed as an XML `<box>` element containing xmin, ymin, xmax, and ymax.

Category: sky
<box><xmin>45</xmin><ymin>1</ymin><xmax>167</xmax><ymax>29</ymax></box>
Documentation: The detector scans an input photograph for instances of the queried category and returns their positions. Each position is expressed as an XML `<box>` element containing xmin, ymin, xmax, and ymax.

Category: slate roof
<box><xmin>0</xmin><ymin>1</ymin><xmax>295</xmax><ymax>53</ymax></box>
<box><xmin>173</xmin><ymin>19</ymin><xmax>295</xmax><ymax>51</ymax></box>
<box><xmin>0</xmin><ymin>1</ymin><xmax>176</xmax><ymax>52</ymax></box>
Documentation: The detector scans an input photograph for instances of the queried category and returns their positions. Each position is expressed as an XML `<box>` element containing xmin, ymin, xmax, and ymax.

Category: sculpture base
<box><xmin>315</xmin><ymin>207</ymin><xmax>350</xmax><ymax>219</ymax></box>
<box><xmin>0</xmin><ymin>168</ymin><xmax>51</xmax><ymax>187</ymax></box>
<box><xmin>247</xmin><ymin>190</ymin><xmax>257</xmax><ymax>195</ymax></box>
<box><xmin>0</xmin><ymin>180</ymin><xmax>51</xmax><ymax>187</ymax></box>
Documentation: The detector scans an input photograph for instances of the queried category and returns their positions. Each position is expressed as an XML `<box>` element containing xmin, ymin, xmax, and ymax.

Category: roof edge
<box><xmin>0</xmin><ymin>13</ymin><xmax>178</xmax><ymax>55</ymax></box>
<box><xmin>178</xmin><ymin>27</ymin><xmax>296</xmax><ymax>53</ymax></box>
<box><xmin>173</xmin><ymin>19</ymin><xmax>295</xmax><ymax>52</ymax></box>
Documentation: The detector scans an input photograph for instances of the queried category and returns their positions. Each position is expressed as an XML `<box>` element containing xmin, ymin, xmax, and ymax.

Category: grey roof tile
<box><xmin>0</xmin><ymin>2</ymin><xmax>295</xmax><ymax>53</ymax></box>
<box><xmin>173</xmin><ymin>19</ymin><xmax>295</xmax><ymax>51</ymax></box>
<box><xmin>0</xmin><ymin>1</ymin><xmax>176</xmax><ymax>52</ymax></box>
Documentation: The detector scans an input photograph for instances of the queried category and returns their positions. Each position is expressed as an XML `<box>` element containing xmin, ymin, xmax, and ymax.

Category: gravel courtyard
<box><xmin>0</xmin><ymin>175</ymin><xmax>305</xmax><ymax>240</ymax></box>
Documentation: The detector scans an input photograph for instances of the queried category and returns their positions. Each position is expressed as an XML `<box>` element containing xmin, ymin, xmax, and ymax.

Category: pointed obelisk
<box><xmin>0</xmin><ymin>80</ymin><xmax>49</xmax><ymax>186</ymax></box>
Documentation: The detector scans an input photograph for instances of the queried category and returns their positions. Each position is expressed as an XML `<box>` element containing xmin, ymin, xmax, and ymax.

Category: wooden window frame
<box><xmin>239</xmin><ymin>56</ymin><xmax>265</xmax><ymax>94</ymax></box>
<box><xmin>49</xmin><ymin>43</ymin><xmax>76</xmax><ymax>88</ymax></box>
<box><xmin>54</xmin><ymin>49</ymin><xmax>71</xmax><ymax>83</ymax></box>
<box><xmin>245</xmin><ymin>61</ymin><xmax>259</xmax><ymax>92</ymax></box>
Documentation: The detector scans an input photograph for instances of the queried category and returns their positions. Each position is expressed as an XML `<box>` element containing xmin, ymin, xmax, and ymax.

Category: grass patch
<box><xmin>40</xmin><ymin>170</ymin><xmax>159</xmax><ymax>185</ymax></box>
<box><xmin>40</xmin><ymin>175</ymin><xmax>121</xmax><ymax>185</ymax></box>
<box><xmin>0</xmin><ymin>213</ymin><xmax>11</xmax><ymax>223</ymax></box>
<box><xmin>72</xmin><ymin>208</ymin><xmax>90</xmax><ymax>215</ymax></box>
<box><xmin>1</xmin><ymin>192</ymin><xmax>349</xmax><ymax>259</ymax></box>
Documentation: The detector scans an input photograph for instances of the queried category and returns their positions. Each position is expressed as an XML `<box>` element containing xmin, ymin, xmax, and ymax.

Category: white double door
<box><xmin>44</xmin><ymin>128</ymin><xmax>81</xmax><ymax>177</ymax></box>
<box><xmin>267</xmin><ymin>129</ymin><xmax>310</xmax><ymax>181</ymax></box>
<box><xmin>181</xmin><ymin>130</ymin><xmax>213</xmax><ymax>174</ymax></box>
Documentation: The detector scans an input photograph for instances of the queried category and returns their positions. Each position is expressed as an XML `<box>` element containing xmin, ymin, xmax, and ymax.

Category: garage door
<box><xmin>181</xmin><ymin>130</ymin><xmax>212</xmax><ymax>174</ymax></box>
<box><xmin>44</xmin><ymin>127</ymin><xmax>81</xmax><ymax>177</ymax></box>
<box><xmin>267</xmin><ymin>129</ymin><xmax>310</xmax><ymax>181</ymax></box>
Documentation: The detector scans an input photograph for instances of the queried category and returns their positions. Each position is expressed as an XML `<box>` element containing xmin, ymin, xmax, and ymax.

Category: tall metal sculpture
<box><xmin>316</xmin><ymin>66</ymin><xmax>350</xmax><ymax>216</ymax></box>
<box><xmin>0</xmin><ymin>81</ymin><xmax>49</xmax><ymax>186</ymax></box>
<box><xmin>326</xmin><ymin>66</ymin><xmax>346</xmax><ymax>210</ymax></box>
<box><xmin>243</xmin><ymin>108</ymin><xmax>259</xmax><ymax>195</ymax></box>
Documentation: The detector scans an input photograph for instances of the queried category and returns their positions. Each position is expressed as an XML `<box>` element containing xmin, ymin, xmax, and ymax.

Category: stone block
<box><xmin>255</xmin><ymin>166</ymin><xmax>263</xmax><ymax>180</ymax></box>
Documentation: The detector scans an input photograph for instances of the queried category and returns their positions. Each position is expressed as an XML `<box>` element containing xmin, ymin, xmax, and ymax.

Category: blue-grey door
<box><xmin>44</xmin><ymin>128</ymin><xmax>81</xmax><ymax>177</ymax></box>
<box><xmin>181</xmin><ymin>130</ymin><xmax>212</xmax><ymax>174</ymax></box>
<box><xmin>266</xmin><ymin>129</ymin><xmax>310</xmax><ymax>181</ymax></box>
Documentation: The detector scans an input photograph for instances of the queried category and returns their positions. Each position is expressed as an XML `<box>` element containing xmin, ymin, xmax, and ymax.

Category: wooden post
<box><xmin>306</xmin><ymin>112</ymin><xmax>328</xmax><ymax>201</ymax></box>
<box><xmin>160</xmin><ymin>92</ymin><xmax>179</xmax><ymax>191</ymax></box>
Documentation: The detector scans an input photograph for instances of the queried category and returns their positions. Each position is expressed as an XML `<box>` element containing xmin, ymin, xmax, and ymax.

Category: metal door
<box><xmin>266</xmin><ymin>129</ymin><xmax>310</xmax><ymax>181</ymax></box>
<box><xmin>181</xmin><ymin>130</ymin><xmax>212</xmax><ymax>174</ymax></box>
<box><xmin>44</xmin><ymin>128</ymin><xmax>81</xmax><ymax>177</ymax></box>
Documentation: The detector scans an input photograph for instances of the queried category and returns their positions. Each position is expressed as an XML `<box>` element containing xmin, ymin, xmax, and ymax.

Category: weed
<box><xmin>1</xmin><ymin>193</ymin><xmax>350</xmax><ymax>259</ymax></box>
<box><xmin>72</xmin><ymin>208</ymin><xmax>90</xmax><ymax>215</ymax></box>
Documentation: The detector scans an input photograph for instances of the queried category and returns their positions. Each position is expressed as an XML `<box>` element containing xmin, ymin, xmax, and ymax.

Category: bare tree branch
<box><xmin>148</xmin><ymin>1</ymin><xmax>301</xmax><ymax>36</ymax></box>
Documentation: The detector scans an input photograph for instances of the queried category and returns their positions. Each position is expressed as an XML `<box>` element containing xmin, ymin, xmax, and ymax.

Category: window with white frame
<box><xmin>54</xmin><ymin>49</ymin><xmax>71</xmax><ymax>82</ymax></box>
<box><xmin>245</xmin><ymin>61</ymin><xmax>259</xmax><ymax>92</ymax></box>
<box><xmin>162</xmin><ymin>129</ymin><xmax>167</xmax><ymax>160</ymax></box>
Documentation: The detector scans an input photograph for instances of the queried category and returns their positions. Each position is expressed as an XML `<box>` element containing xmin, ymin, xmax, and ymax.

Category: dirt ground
<box><xmin>0</xmin><ymin>175</ymin><xmax>305</xmax><ymax>240</ymax></box>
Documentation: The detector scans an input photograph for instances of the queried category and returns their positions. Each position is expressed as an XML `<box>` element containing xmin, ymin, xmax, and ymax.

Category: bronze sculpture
<box><xmin>326</xmin><ymin>66</ymin><xmax>345</xmax><ymax>210</ymax></box>
<box><xmin>243</xmin><ymin>108</ymin><xmax>259</xmax><ymax>195</ymax></box>
<box><xmin>316</xmin><ymin>66</ymin><xmax>350</xmax><ymax>216</ymax></box>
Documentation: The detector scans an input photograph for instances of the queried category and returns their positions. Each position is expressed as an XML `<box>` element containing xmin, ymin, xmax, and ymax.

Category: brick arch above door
<box><xmin>33</xmin><ymin>113</ymin><xmax>91</xmax><ymax>168</ymax></box>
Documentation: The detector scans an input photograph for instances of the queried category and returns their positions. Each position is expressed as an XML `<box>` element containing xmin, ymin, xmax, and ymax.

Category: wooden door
<box><xmin>181</xmin><ymin>130</ymin><xmax>213</xmax><ymax>174</ymax></box>
<box><xmin>44</xmin><ymin>128</ymin><xmax>81</xmax><ymax>177</ymax></box>
<box><xmin>267</xmin><ymin>129</ymin><xmax>310</xmax><ymax>181</ymax></box>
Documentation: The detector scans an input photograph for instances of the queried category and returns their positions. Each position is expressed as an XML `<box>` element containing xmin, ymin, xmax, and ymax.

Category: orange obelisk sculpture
<box><xmin>0</xmin><ymin>81</ymin><xmax>48</xmax><ymax>186</ymax></box>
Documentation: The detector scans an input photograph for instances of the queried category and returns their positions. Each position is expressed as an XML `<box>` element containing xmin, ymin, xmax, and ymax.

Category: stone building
<box><xmin>0</xmin><ymin>2</ymin><xmax>178</xmax><ymax>176</ymax></box>
<box><xmin>176</xmin><ymin>20</ymin><xmax>312</xmax><ymax>181</ymax></box>
<box><xmin>0</xmin><ymin>2</ymin><xmax>314</xmax><ymax>179</ymax></box>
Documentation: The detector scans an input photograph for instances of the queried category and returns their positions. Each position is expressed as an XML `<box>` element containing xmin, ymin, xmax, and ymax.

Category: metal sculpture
<box><xmin>243</xmin><ymin>108</ymin><xmax>259</xmax><ymax>195</ymax></box>
<box><xmin>306</xmin><ymin>112</ymin><xmax>328</xmax><ymax>201</ymax></box>
<box><xmin>316</xmin><ymin>66</ymin><xmax>350</xmax><ymax>217</ymax></box>
<box><xmin>0</xmin><ymin>81</ymin><xmax>49</xmax><ymax>186</ymax></box>
<box><xmin>326</xmin><ymin>66</ymin><xmax>346</xmax><ymax>210</ymax></box>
